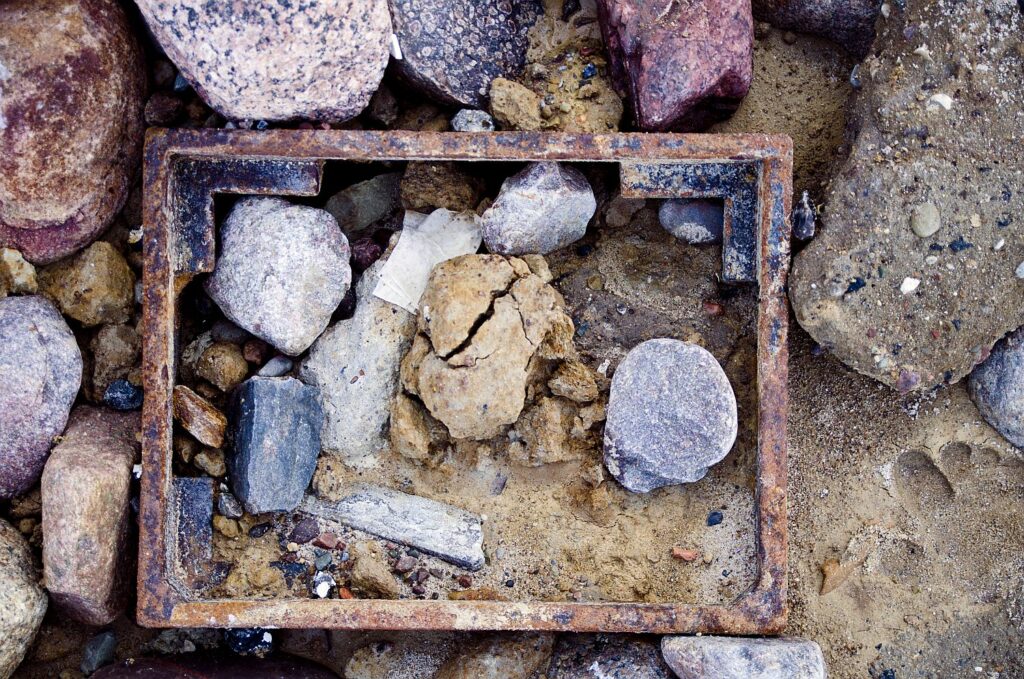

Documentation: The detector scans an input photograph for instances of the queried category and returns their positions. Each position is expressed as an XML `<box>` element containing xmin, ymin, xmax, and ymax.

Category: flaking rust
<box><xmin>139</xmin><ymin>129</ymin><xmax>792</xmax><ymax>634</ymax></box>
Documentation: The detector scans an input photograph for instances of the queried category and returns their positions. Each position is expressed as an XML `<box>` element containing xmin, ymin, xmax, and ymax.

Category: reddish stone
<box><xmin>41</xmin><ymin>406</ymin><xmax>140</xmax><ymax>625</ymax></box>
<box><xmin>596</xmin><ymin>0</ymin><xmax>753</xmax><ymax>131</ymax></box>
<box><xmin>312</xmin><ymin>532</ymin><xmax>340</xmax><ymax>550</ymax></box>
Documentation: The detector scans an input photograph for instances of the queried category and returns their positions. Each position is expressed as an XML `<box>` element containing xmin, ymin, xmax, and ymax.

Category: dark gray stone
<box><xmin>604</xmin><ymin>339</ymin><xmax>737</xmax><ymax>493</ymax></box>
<box><xmin>547</xmin><ymin>634</ymin><xmax>672</xmax><ymax>678</ymax></box>
<box><xmin>81</xmin><ymin>630</ymin><xmax>118</xmax><ymax>675</ymax></box>
<box><xmin>217</xmin><ymin>491</ymin><xmax>244</xmax><ymax>519</ymax></box>
<box><xmin>661</xmin><ymin>636</ymin><xmax>827</xmax><ymax>678</ymax></box>
<box><xmin>451</xmin><ymin>109</ymin><xmax>496</xmax><ymax>132</ymax></box>
<box><xmin>0</xmin><ymin>295</ymin><xmax>82</xmax><ymax>499</ymax></box>
<box><xmin>481</xmin><ymin>162</ymin><xmax>597</xmax><ymax>256</ymax></box>
<box><xmin>324</xmin><ymin>173</ymin><xmax>402</xmax><ymax>236</ymax></box>
<box><xmin>228</xmin><ymin>377</ymin><xmax>324</xmax><ymax>514</ymax></box>
<box><xmin>658</xmin><ymin>199</ymin><xmax>724</xmax><ymax>245</ymax></box>
<box><xmin>969</xmin><ymin>327</ymin><xmax>1024</xmax><ymax>448</ymax></box>
<box><xmin>389</xmin><ymin>0</ymin><xmax>544</xmax><ymax>108</ymax></box>
<box><xmin>752</xmin><ymin>0</ymin><xmax>879</xmax><ymax>58</ymax></box>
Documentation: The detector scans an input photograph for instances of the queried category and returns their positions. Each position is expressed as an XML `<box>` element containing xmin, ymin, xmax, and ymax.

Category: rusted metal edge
<box><xmin>138</xmin><ymin>129</ymin><xmax>793</xmax><ymax>634</ymax></box>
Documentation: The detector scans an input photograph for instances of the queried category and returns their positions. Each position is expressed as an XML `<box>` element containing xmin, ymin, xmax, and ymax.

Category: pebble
<box><xmin>1016</xmin><ymin>261</ymin><xmax>1024</xmax><ymax>279</ymax></box>
<box><xmin>313</xmin><ymin>532</ymin><xmax>341</xmax><ymax>550</ymax></box>
<box><xmin>193</xmin><ymin>448</ymin><xmax>227</xmax><ymax>477</ymax></box>
<box><xmin>288</xmin><ymin>518</ymin><xmax>320</xmax><ymax>545</ymax></box>
<box><xmin>481</xmin><ymin>163</ymin><xmax>597</xmax><ymax>255</ymax></box>
<box><xmin>211</xmin><ymin>319</ymin><xmax>251</xmax><ymax>344</ymax></box>
<box><xmin>604</xmin><ymin>339</ymin><xmax>738</xmax><ymax>493</ymax></box>
<box><xmin>451</xmin><ymin>109</ymin><xmax>496</xmax><ymax>132</ymax></box>
<box><xmin>489</xmin><ymin>78</ymin><xmax>544</xmax><ymax>131</ymax></box>
<box><xmin>0</xmin><ymin>0</ymin><xmax>145</xmax><ymax>264</ymax></box>
<box><xmin>324</xmin><ymin>173</ymin><xmax>402</xmax><ymax>236</ymax></box>
<box><xmin>0</xmin><ymin>519</ymin><xmax>48</xmax><ymax>678</ymax></box>
<box><xmin>707</xmin><ymin>510</ymin><xmax>724</xmax><ymax>526</ymax></box>
<box><xmin>792</xmin><ymin>191</ymin><xmax>817</xmax><ymax>241</ymax></box>
<box><xmin>350</xmin><ymin>542</ymin><xmax>400</xmax><ymax>599</ymax></box>
<box><xmin>90</xmin><ymin>324</ymin><xmax>141</xmax><ymax>402</ymax></box>
<box><xmin>217</xmin><ymin>492</ymin><xmax>244</xmax><ymax>519</ymax></box>
<box><xmin>102</xmin><ymin>379</ymin><xmax>143</xmax><ymax>411</ymax></box>
<box><xmin>38</xmin><ymin>242</ymin><xmax>136</xmax><ymax>327</ymax></box>
<box><xmin>227</xmin><ymin>376</ymin><xmax>323</xmax><ymax>514</ymax></box>
<box><xmin>205</xmin><ymin>197</ymin><xmax>352</xmax><ymax>356</ymax></box>
<box><xmin>661</xmin><ymin>636</ymin><xmax>827</xmax><ymax>678</ymax></box>
<box><xmin>671</xmin><ymin>547</ymin><xmax>701</xmax><ymax>562</ymax></box>
<box><xmin>196</xmin><ymin>341</ymin><xmax>250</xmax><ymax>392</ymax></box>
<box><xmin>81</xmin><ymin>630</ymin><xmax>118</xmax><ymax>675</ymax></box>
<box><xmin>257</xmin><ymin>355</ymin><xmax>294</xmax><ymax>378</ymax></box>
<box><xmin>172</xmin><ymin>385</ymin><xmax>227</xmax><ymax>448</ymax></box>
<box><xmin>911</xmin><ymin>202</ymin><xmax>941</xmax><ymax>238</ymax></box>
<box><xmin>899</xmin><ymin>277</ymin><xmax>921</xmax><ymax>295</ymax></box>
<box><xmin>312</xmin><ymin>571</ymin><xmax>335</xmax><ymax>599</ymax></box>
<box><xmin>968</xmin><ymin>327</ymin><xmax>1024</xmax><ymax>448</ymax></box>
<box><xmin>0</xmin><ymin>295</ymin><xmax>83</xmax><ymax>499</ymax></box>
<box><xmin>0</xmin><ymin>248</ymin><xmax>38</xmax><ymax>297</ymax></box>
<box><xmin>136</xmin><ymin>0</ymin><xmax>390</xmax><ymax>122</ymax></box>
<box><xmin>658</xmin><ymin>199</ymin><xmax>725</xmax><ymax>245</ymax></box>
<box><xmin>394</xmin><ymin>555</ymin><xmax>418</xmax><ymax>573</ymax></box>
<box><xmin>314</xmin><ymin>552</ymin><xmax>332</xmax><ymax>572</ymax></box>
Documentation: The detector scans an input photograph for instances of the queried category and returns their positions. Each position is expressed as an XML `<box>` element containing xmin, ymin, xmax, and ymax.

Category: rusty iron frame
<box><xmin>139</xmin><ymin>129</ymin><xmax>792</xmax><ymax>634</ymax></box>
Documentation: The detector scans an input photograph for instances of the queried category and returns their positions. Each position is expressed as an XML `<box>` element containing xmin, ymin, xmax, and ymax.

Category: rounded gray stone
<box><xmin>910</xmin><ymin>201</ymin><xmax>941</xmax><ymax>238</ymax></box>
<box><xmin>968</xmin><ymin>326</ymin><xmax>1024</xmax><ymax>448</ymax></box>
<box><xmin>481</xmin><ymin>162</ymin><xmax>597</xmax><ymax>256</ymax></box>
<box><xmin>0</xmin><ymin>519</ymin><xmax>48</xmax><ymax>678</ymax></box>
<box><xmin>658</xmin><ymin>198</ymin><xmax>724</xmax><ymax>245</ymax></box>
<box><xmin>451</xmin><ymin>109</ymin><xmax>496</xmax><ymax>132</ymax></box>
<box><xmin>0</xmin><ymin>295</ymin><xmax>82</xmax><ymax>499</ymax></box>
<box><xmin>205</xmin><ymin>197</ymin><xmax>352</xmax><ymax>356</ymax></box>
<box><xmin>661</xmin><ymin>636</ymin><xmax>827</xmax><ymax>679</ymax></box>
<box><xmin>604</xmin><ymin>339</ymin><xmax>737</xmax><ymax>493</ymax></box>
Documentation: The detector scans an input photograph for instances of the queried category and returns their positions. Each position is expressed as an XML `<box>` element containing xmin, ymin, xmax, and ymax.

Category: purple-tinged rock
<box><xmin>597</xmin><ymin>0</ymin><xmax>753</xmax><ymax>131</ymax></box>
<box><xmin>481</xmin><ymin>163</ymin><xmax>597</xmax><ymax>256</ymax></box>
<box><xmin>661</xmin><ymin>636</ymin><xmax>827</xmax><ymax>678</ymax></box>
<box><xmin>658</xmin><ymin>199</ymin><xmax>725</xmax><ymax>245</ymax></box>
<box><xmin>0</xmin><ymin>295</ymin><xmax>82</xmax><ymax>499</ymax></box>
<box><xmin>752</xmin><ymin>0</ymin><xmax>879</xmax><ymax>58</ymax></box>
<box><xmin>604</xmin><ymin>339</ymin><xmax>737</xmax><ymax>493</ymax></box>
<box><xmin>228</xmin><ymin>377</ymin><xmax>323</xmax><ymax>515</ymax></box>
<box><xmin>136</xmin><ymin>0</ymin><xmax>391</xmax><ymax>122</ymax></box>
<box><xmin>0</xmin><ymin>519</ymin><xmax>47</xmax><ymax>678</ymax></box>
<box><xmin>548</xmin><ymin>634</ymin><xmax>672</xmax><ymax>678</ymax></box>
<box><xmin>205</xmin><ymin>197</ymin><xmax>351</xmax><ymax>356</ymax></box>
<box><xmin>969</xmin><ymin>327</ymin><xmax>1024</xmax><ymax>448</ymax></box>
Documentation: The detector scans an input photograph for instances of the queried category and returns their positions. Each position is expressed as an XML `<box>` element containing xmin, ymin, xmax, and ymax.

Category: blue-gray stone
<box><xmin>658</xmin><ymin>199</ymin><xmax>724</xmax><ymax>245</ymax></box>
<box><xmin>661</xmin><ymin>636</ymin><xmax>827</xmax><ymax>678</ymax></box>
<box><xmin>228</xmin><ymin>376</ymin><xmax>323</xmax><ymax>514</ymax></box>
<box><xmin>81</xmin><ymin>629</ymin><xmax>118</xmax><ymax>675</ymax></box>
<box><xmin>451</xmin><ymin>109</ymin><xmax>495</xmax><ymax>132</ymax></box>
<box><xmin>969</xmin><ymin>326</ymin><xmax>1024</xmax><ymax>448</ymax></box>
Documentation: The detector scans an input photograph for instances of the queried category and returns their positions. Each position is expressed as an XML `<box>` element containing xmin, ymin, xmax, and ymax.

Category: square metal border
<box><xmin>138</xmin><ymin>129</ymin><xmax>792</xmax><ymax>634</ymax></box>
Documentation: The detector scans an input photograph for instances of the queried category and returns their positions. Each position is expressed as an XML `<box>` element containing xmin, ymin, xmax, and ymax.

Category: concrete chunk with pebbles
<box><xmin>604</xmin><ymin>339</ymin><xmax>737</xmax><ymax>493</ymax></box>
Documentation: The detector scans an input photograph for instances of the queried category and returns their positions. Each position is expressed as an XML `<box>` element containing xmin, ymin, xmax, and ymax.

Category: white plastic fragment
<box><xmin>373</xmin><ymin>209</ymin><xmax>482</xmax><ymax>313</ymax></box>
<box><xmin>900</xmin><ymin>277</ymin><xmax>921</xmax><ymax>294</ymax></box>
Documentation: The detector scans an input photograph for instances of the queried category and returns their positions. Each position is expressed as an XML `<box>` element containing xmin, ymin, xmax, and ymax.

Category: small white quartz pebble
<box><xmin>928</xmin><ymin>93</ymin><xmax>953</xmax><ymax>110</ymax></box>
<box><xmin>900</xmin><ymin>277</ymin><xmax>921</xmax><ymax>294</ymax></box>
<box><xmin>1016</xmin><ymin>261</ymin><xmax>1024</xmax><ymax>279</ymax></box>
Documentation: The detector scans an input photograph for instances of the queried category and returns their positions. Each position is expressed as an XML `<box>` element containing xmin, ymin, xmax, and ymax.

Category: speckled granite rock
<box><xmin>0</xmin><ymin>296</ymin><xmax>82</xmax><ymax>500</ymax></box>
<box><xmin>434</xmin><ymin>633</ymin><xmax>554</xmax><ymax>679</ymax></box>
<box><xmin>969</xmin><ymin>326</ymin><xmax>1024</xmax><ymax>448</ymax></box>
<box><xmin>661</xmin><ymin>636</ymin><xmax>827</xmax><ymax>678</ymax></box>
<box><xmin>205</xmin><ymin>197</ymin><xmax>351</xmax><ymax>356</ymax></box>
<box><xmin>0</xmin><ymin>0</ymin><xmax>145</xmax><ymax>265</ymax></box>
<box><xmin>790</xmin><ymin>0</ymin><xmax>1024</xmax><ymax>392</ymax></box>
<box><xmin>0</xmin><ymin>519</ymin><xmax>47</xmax><ymax>679</ymax></box>
<box><xmin>752</xmin><ymin>0</ymin><xmax>878</xmax><ymax>57</ymax></box>
<box><xmin>481</xmin><ymin>163</ymin><xmax>596</xmax><ymax>256</ymax></box>
<box><xmin>597</xmin><ymin>0</ymin><xmax>753</xmax><ymax>131</ymax></box>
<box><xmin>389</xmin><ymin>0</ymin><xmax>544</xmax><ymax>107</ymax></box>
<box><xmin>41</xmin><ymin>407</ymin><xmax>138</xmax><ymax>626</ymax></box>
<box><xmin>136</xmin><ymin>0</ymin><xmax>390</xmax><ymax>122</ymax></box>
<box><xmin>547</xmin><ymin>634</ymin><xmax>672</xmax><ymax>678</ymax></box>
<box><xmin>604</xmin><ymin>339</ymin><xmax>737</xmax><ymax>493</ymax></box>
<box><xmin>39</xmin><ymin>242</ymin><xmax>135</xmax><ymax>327</ymax></box>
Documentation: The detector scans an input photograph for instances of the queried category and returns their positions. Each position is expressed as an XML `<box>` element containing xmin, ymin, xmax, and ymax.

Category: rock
<box><xmin>81</xmin><ymin>629</ymin><xmax>118</xmax><ymax>675</ymax></box>
<box><xmin>299</xmin><ymin>256</ymin><xmax>416</xmax><ymax>461</ymax></box>
<box><xmin>910</xmin><ymin>201</ymin><xmax>941</xmax><ymax>238</ymax></box>
<box><xmin>172</xmin><ymin>385</ymin><xmax>227</xmax><ymax>448</ymax></box>
<box><xmin>349</xmin><ymin>542</ymin><xmax>400</xmax><ymax>599</ymax></box>
<box><xmin>193</xmin><ymin>448</ymin><xmax>226</xmax><ymax>477</ymax></box>
<box><xmin>324</xmin><ymin>173</ymin><xmax>401</xmax><ymax>235</ymax></box>
<box><xmin>227</xmin><ymin>377</ymin><xmax>323</xmax><ymax>514</ymax></box>
<box><xmin>91</xmin><ymin>655</ymin><xmax>337</xmax><ymax>679</ymax></box>
<box><xmin>481</xmin><ymin>163</ymin><xmax>596</xmax><ymax>256</ymax></box>
<box><xmin>451</xmin><ymin>109</ymin><xmax>496</xmax><ymax>132</ymax></box>
<box><xmin>789</xmin><ymin>0</ymin><xmax>1024</xmax><ymax>392</ymax></box>
<box><xmin>0</xmin><ymin>519</ymin><xmax>47</xmax><ymax>678</ymax></box>
<box><xmin>434</xmin><ymin>633</ymin><xmax>554</xmax><ymax>679</ymax></box>
<box><xmin>301</xmin><ymin>484</ymin><xmax>485</xmax><ymax>570</ymax></box>
<box><xmin>205</xmin><ymin>197</ymin><xmax>351</xmax><ymax>356</ymax></box>
<box><xmin>752</xmin><ymin>0</ymin><xmax>878</xmax><ymax>57</ymax></box>
<box><xmin>547</xmin><ymin>360</ymin><xmax>599</xmax><ymax>403</ymax></box>
<box><xmin>604</xmin><ymin>339</ymin><xmax>737</xmax><ymax>492</ymax></box>
<box><xmin>211</xmin><ymin>320</ymin><xmax>251</xmax><ymax>344</ymax></box>
<box><xmin>0</xmin><ymin>248</ymin><xmax>37</xmax><ymax>297</ymax></box>
<box><xmin>792</xmin><ymin>191</ymin><xmax>817</xmax><ymax>241</ymax></box>
<box><xmin>968</xmin><ymin>327</ymin><xmax>1024</xmax><ymax>448</ymax></box>
<box><xmin>196</xmin><ymin>342</ymin><xmax>249</xmax><ymax>392</ymax></box>
<box><xmin>661</xmin><ymin>636</ymin><xmax>827</xmax><ymax>678</ymax></box>
<box><xmin>547</xmin><ymin>634</ymin><xmax>673</xmax><ymax>678</ymax></box>
<box><xmin>257</xmin><ymin>356</ymin><xmax>294</xmax><ymax>378</ymax></box>
<box><xmin>389</xmin><ymin>0</ymin><xmax>543</xmax><ymax>107</ymax></box>
<box><xmin>136</xmin><ymin>0</ymin><xmax>390</xmax><ymax>122</ymax></box>
<box><xmin>144</xmin><ymin>91</ymin><xmax>184</xmax><ymax>127</ymax></box>
<box><xmin>597</xmin><ymin>0</ymin><xmax>753</xmax><ymax>130</ymax></box>
<box><xmin>658</xmin><ymin>199</ymin><xmax>724</xmax><ymax>245</ymax></box>
<box><xmin>509</xmin><ymin>396</ymin><xmax>603</xmax><ymax>466</ymax></box>
<box><xmin>489</xmin><ymin>78</ymin><xmax>544</xmax><ymax>131</ymax></box>
<box><xmin>400</xmin><ymin>163</ymin><xmax>485</xmax><ymax>213</ymax></box>
<box><xmin>102</xmin><ymin>379</ymin><xmax>143</xmax><ymax>411</ymax></box>
<box><xmin>0</xmin><ymin>295</ymin><xmax>82</xmax><ymax>499</ymax></box>
<box><xmin>0</xmin><ymin>0</ymin><xmax>145</xmax><ymax>264</ymax></box>
<box><xmin>38</xmin><ymin>242</ymin><xmax>135</xmax><ymax>327</ymax></box>
<box><xmin>217</xmin><ymin>492</ymin><xmax>244</xmax><ymax>520</ymax></box>
<box><xmin>351</xmin><ymin>237</ymin><xmax>385</xmax><ymax>273</ymax></box>
<box><xmin>90</xmin><ymin>324</ymin><xmax>141</xmax><ymax>401</ymax></box>
<box><xmin>41</xmin><ymin>407</ymin><xmax>138</xmax><ymax>625</ymax></box>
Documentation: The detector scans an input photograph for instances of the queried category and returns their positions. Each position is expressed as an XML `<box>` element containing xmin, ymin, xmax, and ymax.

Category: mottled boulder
<box><xmin>790</xmin><ymin>0</ymin><xmax>1024</xmax><ymax>392</ymax></box>
<box><xmin>434</xmin><ymin>634</ymin><xmax>554</xmax><ymax>679</ymax></box>
<box><xmin>0</xmin><ymin>296</ymin><xmax>82</xmax><ymax>499</ymax></box>
<box><xmin>41</xmin><ymin>407</ymin><xmax>138</xmax><ymax>625</ymax></box>
<box><xmin>969</xmin><ymin>327</ymin><xmax>1024</xmax><ymax>448</ymax></box>
<box><xmin>604</xmin><ymin>339</ymin><xmax>737</xmax><ymax>493</ymax></box>
<box><xmin>39</xmin><ymin>242</ymin><xmax>135</xmax><ymax>327</ymax></box>
<box><xmin>0</xmin><ymin>0</ymin><xmax>145</xmax><ymax>265</ymax></box>
<box><xmin>389</xmin><ymin>0</ymin><xmax>544</xmax><ymax>108</ymax></box>
<box><xmin>661</xmin><ymin>636</ymin><xmax>826</xmax><ymax>678</ymax></box>
<box><xmin>597</xmin><ymin>0</ymin><xmax>753</xmax><ymax>130</ymax></box>
<box><xmin>136</xmin><ymin>0</ymin><xmax>390</xmax><ymax>122</ymax></box>
<box><xmin>0</xmin><ymin>519</ymin><xmax>47</xmax><ymax>678</ymax></box>
<box><xmin>205</xmin><ymin>197</ymin><xmax>351</xmax><ymax>356</ymax></box>
<box><xmin>752</xmin><ymin>0</ymin><xmax>878</xmax><ymax>57</ymax></box>
<box><xmin>481</xmin><ymin>163</ymin><xmax>596</xmax><ymax>256</ymax></box>
<box><xmin>658</xmin><ymin>199</ymin><xmax>724</xmax><ymax>245</ymax></box>
<box><xmin>547</xmin><ymin>634</ymin><xmax>672</xmax><ymax>678</ymax></box>
<box><xmin>228</xmin><ymin>377</ymin><xmax>323</xmax><ymax>514</ymax></box>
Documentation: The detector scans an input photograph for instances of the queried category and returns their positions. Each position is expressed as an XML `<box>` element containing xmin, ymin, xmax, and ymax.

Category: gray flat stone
<box><xmin>604</xmin><ymin>339</ymin><xmax>737</xmax><ymax>493</ymax></box>
<box><xmin>301</xmin><ymin>485</ymin><xmax>485</xmax><ymax>570</ymax></box>
<box><xmin>658</xmin><ymin>199</ymin><xmax>724</xmax><ymax>245</ymax></box>
<box><xmin>661</xmin><ymin>636</ymin><xmax>827</xmax><ymax>679</ymax></box>
<box><xmin>969</xmin><ymin>326</ymin><xmax>1024</xmax><ymax>448</ymax></box>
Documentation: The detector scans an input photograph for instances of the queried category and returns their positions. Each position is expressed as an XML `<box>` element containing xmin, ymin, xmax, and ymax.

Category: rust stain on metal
<box><xmin>139</xmin><ymin>129</ymin><xmax>793</xmax><ymax>634</ymax></box>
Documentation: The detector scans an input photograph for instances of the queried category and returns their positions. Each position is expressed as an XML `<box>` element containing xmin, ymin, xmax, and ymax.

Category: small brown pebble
<box><xmin>457</xmin><ymin>574</ymin><xmax>473</xmax><ymax>588</ymax></box>
<box><xmin>193</xmin><ymin>448</ymin><xmax>227</xmax><ymax>477</ymax></box>
<box><xmin>243</xmin><ymin>338</ymin><xmax>271</xmax><ymax>364</ymax></box>
<box><xmin>702</xmin><ymin>300</ymin><xmax>724</xmax><ymax>316</ymax></box>
<box><xmin>429</xmin><ymin>568</ymin><xmax>444</xmax><ymax>579</ymax></box>
<box><xmin>412</xmin><ymin>584</ymin><xmax>426</xmax><ymax>595</ymax></box>
<box><xmin>313</xmin><ymin>532</ymin><xmax>340</xmax><ymax>550</ymax></box>
<box><xmin>196</xmin><ymin>341</ymin><xmax>249</xmax><ymax>392</ymax></box>
<box><xmin>337</xmin><ymin>586</ymin><xmax>354</xmax><ymax>599</ymax></box>
<box><xmin>173</xmin><ymin>385</ymin><xmax>227</xmax><ymax>448</ymax></box>
<box><xmin>414</xmin><ymin>568</ymin><xmax>430</xmax><ymax>583</ymax></box>
<box><xmin>394</xmin><ymin>555</ymin><xmax>417</xmax><ymax>573</ymax></box>
<box><xmin>671</xmin><ymin>546</ymin><xmax>701</xmax><ymax>562</ymax></box>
